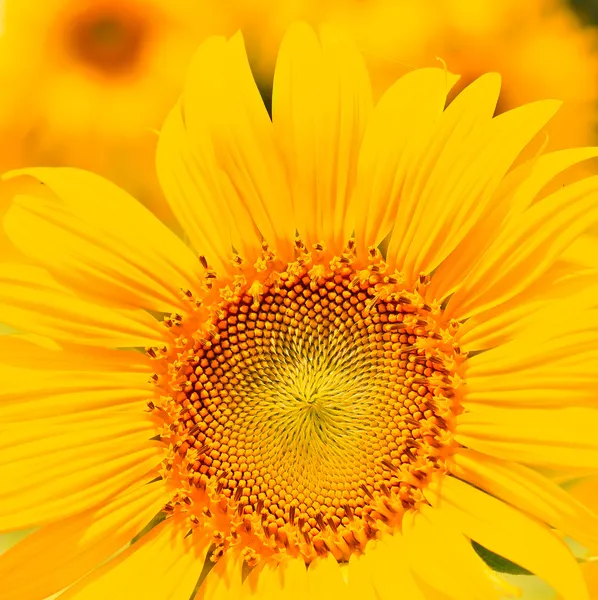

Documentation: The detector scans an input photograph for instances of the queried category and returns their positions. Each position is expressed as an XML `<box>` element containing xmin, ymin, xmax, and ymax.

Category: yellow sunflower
<box><xmin>2</xmin><ymin>22</ymin><xmax>598</xmax><ymax>600</ymax></box>
<box><xmin>0</xmin><ymin>0</ymin><xmax>241</xmax><ymax>222</ymax></box>
<box><xmin>246</xmin><ymin>0</ymin><xmax>598</xmax><ymax>152</ymax></box>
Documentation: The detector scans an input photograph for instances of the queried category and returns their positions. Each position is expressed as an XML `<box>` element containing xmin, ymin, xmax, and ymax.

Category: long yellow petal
<box><xmin>1</xmin><ymin>365</ymin><xmax>152</xmax><ymax>422</ymax></box>
<box><xmin>307</xmin><ymin>555</ymin><xmax>349</xmax><ymax>599</ymax></box>
<box><xmin>0</xmin><ymin>264</ymin><xmax>167</xmax><ymax>347</ymax></box>
<box><xmin>463</xmin><ymin>310</ymin><xmax>598</xmax><ymax>407</ymax></box>
<box><xmin>156</xmin><ymin>103</ymin><xmax>235</xmax><ymax>275</ymax></box>
<box><xmin>59</xmin><ymin>518</ymin><xmax>209</xmax><ymax>600</ymax></box>
<box><xmin>0</xmin><ymin>443</ymin><xmax>162</xmax><ymax>531</ymax></box>
<box><xmin>0</xmin><ymin>479</ymin><xmax>170</xmax><ymax>600</ymax></box>
<box><xmin>429</xmin><ymin>147</ymin><xmax>598</xmax><ymax>301</ymax></box>
<box><xmin>273</xmin><ymin>22</ymin><xmax>373</xmax><ymax>253</ymax></box>
<box><xmin>0</xmin><ymin>410</ymin><xmax>154</xmax><ymax>464</ymax></box>
<box><xmin>446</xmin><ymin>175</ymin><xmax>598</xmax><ymax>320</ymax></box>
<box><xmin>196</xmin><ymin>551</ymin><xmax>244</xmax><ymax>600</ymax></box>
<box><xmin>3</xmin><ymin>169</ymin><xmax>202</xmax><ymax>313</ymax></box>
<box><xmin>391</xmin><ymin>99</ymin><xmax>559</xmax><ymax>283</ymax></box>
<box><xmin>425</xmin><ymin>477</ymin><xmax>588</xmax><ymax>600</ymax></box>
<box><xmin>346</xmin><ymin>552</ymin><xmax>377</xmax><ymax>600</ymax></box>
<box><xmin>456</xmin><ymin>404</ymin><xmax>598</xmax><ymax>469</ymax></box>
<box><xmin>159</xmin><ymin>32</ymin><xmax>294</xmax><ymax>268</ymax></box>
<box><xmin>366</xmin><ymin>535</ymin><xmax>428</xmax><ymax>600</ymax></box>
<box><xmin>240</xmin><ymin>557</ymin><xmax>308</xmax><ymax>600</ymax></box>
<box><xmin>402</xmin><ymin>507</ymin><xmax>500</xmax><ymax>599</ymax></box>
<box><xmin>452</xmin><ymin>449</ymin><xmax>598</xmax><ymax>551</ymax></box>
<box><xmin>458</xmin><ymin>265</ymin><xmax>598</xmax><ymax>351</ymax></box>
<box><xmin>352</xmin><ymin>67</ymin><xmax>458</xmax><ymax>255</ymax></box>
<box><xmin>0</xmin><ymin>334</ymin><xmax>152</xmax><ymax>372</ymax></box>
<box><xmin>562</xmin><ymin>233</ymin><xmax>598</xmax><ymax>269</ymax></box>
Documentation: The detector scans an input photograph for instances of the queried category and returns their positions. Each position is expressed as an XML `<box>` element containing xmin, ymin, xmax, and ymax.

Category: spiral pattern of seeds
<box><xmin>151</xmin><ymin>254</ymin><xmax>461</xmax><ymax>563</ymax></box>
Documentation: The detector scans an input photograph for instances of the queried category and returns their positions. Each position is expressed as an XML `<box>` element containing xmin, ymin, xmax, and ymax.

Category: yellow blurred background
<box><xmin>1</xmin><ymin>0</ymin><xmax>598</xmax><ymax>233</ymax></box>
<box><xmin>1</xmin><ymin>0</ymin><xmax>598</xmax><ymax>598</ymax></box>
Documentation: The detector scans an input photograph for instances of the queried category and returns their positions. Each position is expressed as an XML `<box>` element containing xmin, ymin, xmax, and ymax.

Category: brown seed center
<box><xmin>152</xmin><ymin>256</ymin><xmax>462</xmax><ymax>562</ymax></box>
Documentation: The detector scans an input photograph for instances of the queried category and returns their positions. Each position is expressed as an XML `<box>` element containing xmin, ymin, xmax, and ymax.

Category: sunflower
<box><xmin>1</xmin><ymin>22</ymin><xmax>598</xmax><ymax>600</ymax></box>
<box><xmin>0</xmin><ymin>0</ymin><xmax>242</xmax><ymax>222</ymax></box>
<box><xmin>246</xmin><ymin>0</ymin><xmax>598</xmax><ymax>153</ymax></box>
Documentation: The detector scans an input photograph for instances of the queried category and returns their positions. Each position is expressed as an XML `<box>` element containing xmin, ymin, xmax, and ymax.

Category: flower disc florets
<box><xmin>148</xmin><ymin>243</ymin><xmax>464</xmax><ymax>564</ymax></box>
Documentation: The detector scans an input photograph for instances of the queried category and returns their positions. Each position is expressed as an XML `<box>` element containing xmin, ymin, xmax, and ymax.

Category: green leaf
<box><xmin>471</xmin><ymin>541</ymin><xmax>533</xmax><ymax>575</ymax></box>
<box><xmin>130</xmin><ymin>511</ymin><xmax>167</xmax><ymax>545</ymax></box>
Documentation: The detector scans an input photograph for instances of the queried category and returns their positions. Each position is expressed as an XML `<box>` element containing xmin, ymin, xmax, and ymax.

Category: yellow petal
<box><xmin>307</xmin><ymin>554</ymin><xmax>348</xmax><ymax>599</ymax></box>
<box><xmin>0</xmin><ymin>401</ymin><xmax>155</xmax><ymax>468</ymax></box>
<box><xmin>579</xmin><ymin>561</ymin><xmax>598</xmax><ymax>600</ymax></box>
<box><xmin>446</xmin><ymin>174</ymin><xmax>598</xmax><ymax>320</ymax></box>
<box><xmin>0</xmin><ymin>479</ymin><xmax>170</xmax><ymax>600</ymax></box>
<box><xmin>1</xmin><ymin>365</ymin><xmax>152</xmax><ymax>423</ymax></box>
<box><xmin>273</xmin><ymin>22</ymin><xmax>373</xmax><ymax>252</ymax></box>
<box><xmin>346</xmin><ymin>552</ymin><xmax>377</xmax><ymax>600</ymax></box>
<box><xmin>402</xmin><ymin>507</ymin><xmax>500</xmax><ymax>599</ymax></box>
<box><xmin>0</xmin><ymin>264</ymin><xmax>167</xmax><ymax>346</ymax></box>
<box><xmin>352</xmin><ymin>67</ymin><xmax>458</xmax><ymax>255</ymax></box>
<box><xmin>452</xmin><ymin>449</ymin><xmax>598</xmax><ymax>551</ymax></box>
<box><xmin>506</xmin><ymin>147</ymin><xmax>598</xmax><ymax>216</ymax></box>
<box><xmin>159</xmin><ymin>32</ymin><xmax>294</xmax><ymax>268</ymax></box>
<box><xmin>390</xmin><ymin>97</ymin><xmax>559</xmax><ymax>283</ymax></box>
<box><xmin>0</xmin><ymin>334</ymin><xmax>152</xmax><ymax>372</ymax></box>
<box><xmin>562</xmin><ymin>233</ymin><xmax>598</xmax><ymax>270</ymax></box>
<box><xmin>425</xmin><ymin>477</ymin><xmax>588</xmax><ymax>600</ymax></box>
<box><xmin>0</xmin><ymin>441</ymin><xmax>162</xmax><ymax>531</ymax></box>
<box><xmin>458</xmin><ymin>264</ymin><xmax>598</xmax><ymax>351</ymax></box>
<box><xmin>456</xmin><ymin>404</ymin><xmax>598</xmax><ymax>469</ymax></box>
<box><xmin>366</xmin><ymin>535</ymin><xmax>427</xmax><ymax>600</ymax></box>
<box><xmin>157</xmin><ymin>102</ymin><xmax>235</xmax><ymax>275</ymax></box>
<box><xmin>3</xmin><ymin>168</ymin><xmax>202</xmax><ymax>313</ymax></box>
<box><xmin>465</xmin><ymin>308</ymin><xmax>598</xmax><ymax>401</ymax></box>
<box><xmin>429</xmin><ymin>146</ymin><xmax>598</xmax><ymax>301</ymax></box>
<box><xmin>196</xmin><ymin>551</ymin><xmax>244</xmax><ymax>600</ymax></box>
<box><xmin>241</xmin><ymin>557</ymin><xmax>308</xmax><ymax>600</ymax></box>
<box><xmin>59</xmin><ymin>517</ymin><xmax>209</xmax><ymax>600</ymax></box>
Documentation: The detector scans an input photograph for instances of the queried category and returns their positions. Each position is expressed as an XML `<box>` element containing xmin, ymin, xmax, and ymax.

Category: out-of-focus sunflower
<box><xmin>2</xmin><ymin>22</ymin><xmax>598</xmax><ymax>600</ymax></box>
<box><xmin>0</xmin><ymin>0</ymin><xmax>241</xmax><ymax>222</ymax></box>
<box><xmin>246</xmin><ymin>0</ymin><xmax>598</xmax><ymax>152</ymax></box>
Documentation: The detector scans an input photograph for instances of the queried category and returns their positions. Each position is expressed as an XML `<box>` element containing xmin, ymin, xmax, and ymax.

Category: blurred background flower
<box><xmin>0</xmin><ymin>0</ymin><xmax>597</xmax><ymax>220</ymax></box>
<box><xmin>0</xmin><ymin>0</ymin><xmax>243</xmax><ymax>222</ymax></box>
<box><xmin>246</xmin><ymin>0</ymin><xmax>598</xmax><ymax>152</ymax></box>
<box><xmin>1</xmin><ymin>1</ymin><xmax>598</xmax><ymax>599</ymax></box>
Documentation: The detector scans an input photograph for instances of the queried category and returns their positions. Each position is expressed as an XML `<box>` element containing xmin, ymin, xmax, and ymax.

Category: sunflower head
<box><xmin>1</xmin><ymin>21</ymin><xmax>598</xmax><ymax>600</ymax></box>
<box><xmin>63</xmin><ymin>2</ymin><xmax>148</xmax><ymax>78</ymax></box>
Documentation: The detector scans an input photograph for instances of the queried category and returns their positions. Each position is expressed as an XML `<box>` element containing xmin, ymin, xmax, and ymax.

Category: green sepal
<box><xmin>471</xmin><ymin>541</ymin><xmax>533</xmax><ymax>575</ymax></box>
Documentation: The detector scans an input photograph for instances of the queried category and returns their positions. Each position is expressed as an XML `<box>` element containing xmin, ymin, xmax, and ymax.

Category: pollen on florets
<box><xmin>146</xmin><ymin>240</ymin><xmax>465</xmax><ymax>563</ymax></box>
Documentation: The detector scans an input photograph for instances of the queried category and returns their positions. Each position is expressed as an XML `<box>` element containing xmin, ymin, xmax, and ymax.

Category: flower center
<box><xmin>149</xmin><ymin>247</ymin><xmax>463</xmax><ymax>563</ymax></box>
<box><xmin>66</xmin><ymin>5</ymin><xmax>146</xmax><ymax>76</ymax></box>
